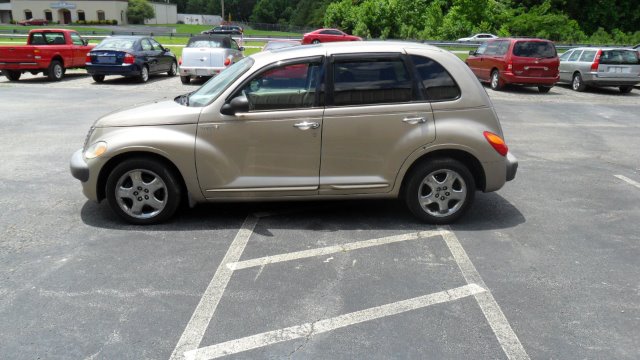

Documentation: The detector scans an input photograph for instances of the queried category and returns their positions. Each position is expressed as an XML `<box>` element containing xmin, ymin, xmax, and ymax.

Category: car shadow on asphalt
<box><xmin>483</xmin><ymin>83</ymin><xmax>562</xmax><ymax>96</ymax></box>
<box><xmin>555</xmin><ymin>84</ymin><xmax>640</xmax><ymax>96</ymax></box>
<box><xmin>89</xmin><ymin>75</ymin><xmax>178</xmax><ymax>86</ymax></box>
<box><xmin>0</xmin><ymin>72</ymin><xmax>90</xmax><ymax>84</ymax></box>
<box><xmin>79</xmin><ymin>192</ymin><xmax>525</xmax><ymax>232</ymax></box>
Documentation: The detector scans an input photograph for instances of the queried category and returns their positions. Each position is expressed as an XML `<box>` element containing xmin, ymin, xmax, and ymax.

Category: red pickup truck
<box><xmin>0</xmin><ymin>29</ymin><xmax>93</xmax><ymax>81</ymax></box>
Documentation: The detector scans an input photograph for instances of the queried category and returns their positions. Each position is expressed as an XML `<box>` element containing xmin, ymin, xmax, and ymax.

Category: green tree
<box><xmin>127</xmin><ymin>0</ymin><xmax>155</xmax><ymax>24</ymax></box>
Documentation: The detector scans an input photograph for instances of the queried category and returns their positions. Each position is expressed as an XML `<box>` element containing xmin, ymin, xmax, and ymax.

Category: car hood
<box><xmin>94</xmin><ymin>99</ymin><xmax>202</xmax><ymax>128</ymax></box>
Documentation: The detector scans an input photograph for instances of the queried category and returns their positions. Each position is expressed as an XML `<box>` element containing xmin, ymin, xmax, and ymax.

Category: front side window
<box><xmin>568</xmin><ymin>50</ymin><xmax>583</xmax><ymax>62</ymax></box>
<box><xmin>332</xmin><ymin>57</ymin><xmax>413</xmax><ymax>106</ymax></box>
<box><xmin>141</xmin><ymin>39</ymin><xmax>153</xmax><ymax>51</ymax></box>
<box><xmin>231</xmin><ymin>40</ymin><xmax>239</xmax><ymax>50</ymax></box>
<box><xmin>188</xmin><ymin>57</ymin><xmax>255</xmax><ymax>107</ymax></box>
<box><xmin>559</xmin><ymin>50</ymin><xmax>573</xmax><ymax>61</ymax></box>
<box><xmin>411</xmin><ymin>55</ymin><xmax>460</xmax><ymax>101</ymax></box>
<box><xmin>474</xmin><ymin>43</ymin><xmax>488</xmax><ymax>56</ymax></box>
<box><xmin>239</xmin><ymin>60</ymin><xmax>323</xmax><ymax>111</ymax></box>
<box><xmin>149</xmin><ymin>39</ymin><xmax>162</xmax><ymax>50</ymax></box>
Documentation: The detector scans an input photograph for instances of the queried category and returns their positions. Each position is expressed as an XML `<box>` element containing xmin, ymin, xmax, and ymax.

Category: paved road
<box><xmin>0</xmin><ymin>74</ymin><xmax>638</xmax><ymax>359</ymax></box>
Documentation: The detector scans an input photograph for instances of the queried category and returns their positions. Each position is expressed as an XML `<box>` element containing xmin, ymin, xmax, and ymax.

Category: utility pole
<box><xmin>220</xmin><ymin>0</ymin><xmax>224</xmax><ymax>23</ymax></box>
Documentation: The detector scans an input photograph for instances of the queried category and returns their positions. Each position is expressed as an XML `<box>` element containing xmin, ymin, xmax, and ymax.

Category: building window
<box><xmin>97</xmin><ymin>10</ymin><xmax>105</xmax><ymax>21</ymax></box>
<box><xmin>24</xmin><ymin>10</ymin><xmax>33</xmax><ymax>20</ymax></box>
<box><xmin>44</xmin><ymin>10</ymin><xmax>52</xmax><ymax>22</ymax></box>
<box><xmin>77</xmin><ymin>10</ymin><xmax>85</xmax><ymax>22</ymax></box>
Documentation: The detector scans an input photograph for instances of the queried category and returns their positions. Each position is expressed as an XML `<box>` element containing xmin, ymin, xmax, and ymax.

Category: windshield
<box><xmin>187</xmin><ymin>57</ymin><xmax>255</xmax><ymax>107</ymax></box>
<box><xmin>95</xmin><ymin>38</ymin><xmax>136</xmax><ymax>51</ymax></box>
<box><xmin>513</xmin><ymin>41</ymin><xmax>556</xmax><ymax>58</ymax></box>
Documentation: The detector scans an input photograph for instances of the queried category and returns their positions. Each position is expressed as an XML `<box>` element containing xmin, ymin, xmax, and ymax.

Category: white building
<box><xmin>2</xmin><ymin>0</ymin><xmax>176</xmax><ymax>25</ymax></box>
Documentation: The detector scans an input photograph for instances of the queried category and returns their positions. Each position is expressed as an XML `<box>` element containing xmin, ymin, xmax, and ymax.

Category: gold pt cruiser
<box><xmin>70</xmin><ymin>41</ymin><xmax>518</xmax><ymax>224</ymax></box>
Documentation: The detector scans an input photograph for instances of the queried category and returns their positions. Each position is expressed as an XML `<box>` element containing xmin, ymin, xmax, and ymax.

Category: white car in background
<box><xmin>457</xmin><ymin>33</ymin><xmax>498</xmax><ymax>42</ymax></box>
<box><xmin>179</xmin><ymin>35</ymin><xmax>244</xmax><ymax>84</ymax></box>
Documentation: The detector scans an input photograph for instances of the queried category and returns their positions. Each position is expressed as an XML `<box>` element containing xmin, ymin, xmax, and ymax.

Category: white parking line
<box><xmin>614</xmin><ymin>174</ymin><xmax>640</xmax><ymax>189</ymax></box>
<box><xmin>184</xmin><ymin>284</ymin><xmax>486</xmax><ymax>360</ymax></box>
<box><xmin>439</xmin><ymin>226</ymin><xmax>530</xmax><ymax>360</ymax></box>
<box><xmin>227</xmin><ymin>230</ymin><xmax>443</xmax><ymax>270</ymax></box>
<box><xmin>169</xmin><ymin>215</ymin><xmax>259</xmax><ymax>360</ymax></box>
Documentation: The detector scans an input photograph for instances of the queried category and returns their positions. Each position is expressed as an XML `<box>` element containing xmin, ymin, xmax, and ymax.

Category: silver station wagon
<box><xmin>70</xmin><ymin>42</ymin><xmax>518</xmax><ymax>224</ymax></box>
<box><xmin>558</xmin><ymin>47</ymin><xmax>640</xmax><ymax>93</ymax></box>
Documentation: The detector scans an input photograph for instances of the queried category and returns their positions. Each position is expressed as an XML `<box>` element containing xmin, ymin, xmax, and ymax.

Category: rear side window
<box><xmin>579</xmin><ymin>50</ymin><xmax>597</xmax><ymax>62</ymax></box>
<box><xmin>411</xmin><ymin>55</ymin><xmax>460</xmax><ymax>101</ymax></box>
<box><xmin>332</xmin><ymin>58</ymin><xmax>413</xmax><ymax>106</ymax></box>
<box><xmin>513</xmin><ymin>41</ymin><xmax>556</xmax><ymax>58</ymax></box>
<box><xmin>600</xmin><ymin>50</ymin><xmax>640</xmax><ymax>65</ymax></box>
<box><xmin>31</xmin><ymin>32</ymin><xmax>65</xmax><ymax>45</ymax></box>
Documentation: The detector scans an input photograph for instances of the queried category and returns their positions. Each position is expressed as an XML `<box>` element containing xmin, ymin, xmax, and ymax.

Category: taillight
<box><xmin>591</xmin><ymin>49</ymin><xmax>602</xmax><ymax>72</ymax></box>
<box><xmin>506</xmin><ymin>60</ymin><xmax>513</xmax><ymax>71</ymax></box>
<box><xmin>123</xmin><ymin>53</ymin><xmax>135</xmax><ymax>64</ymax></box>
<box><xmin>85</xmin><ymin>52</ymin><xmax>91</xmax><ymax>63</ymax></box>
<box><xmin>224</xmin><ymin>57</ymin><xmax>231</xmax><ymax>66</ymax></box>
<box><xmin>178</xmin><ymin>57</ymin><xmax>182</xmax><ymax>66</ymax></box>
<box><xmin>483</xmin><ymin>131</ymin><xmax>508</xmax><ymax>156</ymax></box>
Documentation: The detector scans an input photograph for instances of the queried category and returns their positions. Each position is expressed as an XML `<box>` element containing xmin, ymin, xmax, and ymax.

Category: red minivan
<box><xmin>466</xmin><ymin>38</ymin><xmax>560</xmax><ymax>93</ymax></box>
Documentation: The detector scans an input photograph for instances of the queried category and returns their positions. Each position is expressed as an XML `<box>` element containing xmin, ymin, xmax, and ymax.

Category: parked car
<box><xmin>558</xmin><ymin>47</ymin><xmax>640</xmax><ymax>93</ymax></box>
<box><xmin>70</xmin><ymin>41</ymin><xmax>517</xmax><ymax>225</ymax></box>
<box><xmin>179</xmin><ymin>35</ymin><xmax>244</xmax><ymax>84</ymax></box>
<box><xmin>17</xmin><ymin>18</ymin><xmax>48</xmax><ymax>26</ymax></box>
<box><xmin>466</xmin><ymin>38</ymin><xmax>559</xmax><ymax>92</ymax></box>
<box><xmin>457</xmin><ymin>33</ymin><xmax>498</xmax><ymax>42</ymax></box>
<box><xmin>301</xmin><ymin>29</ymin><xmax>362</xmax><ymax>44</ymax></box>
<box><xmin>201</xmin><ymin>25</ymin><xmax>243</xmax><ymax>35</ymax></box>
<box><xmin>85</xmin><ymin>36</ymin><xmax>177</xmax><ymax>83</ymax></box>
<box><xmin>262</xmin><ymin>40</ymin><xmax>300</xmax><ymax>51</ymax></box>
<box><xmin>0</xmin><ymin>29</ymin><xmax>93</xmax><ymax>81</ymax></box>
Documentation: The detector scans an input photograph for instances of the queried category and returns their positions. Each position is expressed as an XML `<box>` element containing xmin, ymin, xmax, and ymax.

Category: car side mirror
<box><xmin>83</xmin><ymin>39</ymin><xmax>88</xmax><ymax>46</ymax></box>
<box><xmin>239</xmin><ymin>47</ymin><xmax>245</xmax><ymax>51</ymax></box>
<box><xmin>220</xmin><ymin>95</ymin><xmax>249</xmax><ymax>116</ymax></box>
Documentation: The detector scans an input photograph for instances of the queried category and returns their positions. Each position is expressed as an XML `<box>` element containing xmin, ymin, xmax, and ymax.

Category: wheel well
<box><xmin>96</xmin><ymin>152</ymin><xmax>188</xmax><ymax>203</ymax></box>
<box><xmin>400</xmin><ymin>149</ymin><xmax>486</xmax><ymax>195</ymax></box>
<box><xmin>51</xmin><ymin>56</ymin><xmax>64</xmax><ymax>67</ymax></box>
<box><xmin>573</xmin><ymin>71</ymin><xmax>581</xmax><ymax>78</ymax></box>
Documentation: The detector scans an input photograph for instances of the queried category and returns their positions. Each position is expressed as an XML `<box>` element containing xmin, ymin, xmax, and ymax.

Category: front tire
<box><xmin>92</xmin><ymin>75</ymin><xmax>105</xmax><ymax>83</ymax></box>
<box><xmin>105</xmin><ymin>158</ymin><xmax>182</xmax><ymax>225</ymax></box>
<box><xmin>47</xmin><ymin>60</ymin><xmax>64</xmax><ymax>81</ymax></box>
<box><xmin>312</xmin><ymin>39</ymin><xmax>320</xmax><ymax>44</ymax></box>
<box><xmin>404</xmin><ymin>158</ymin><xmax>475</xmax><ymax>224</ymax></box>
<box><xmin>490</xmin><ymin>70</ymin><xmax>503</xmax><ymax>90</ymax></box>
<box><xmin>168</xmin><ymin>61</ymin><xmax>177</xmax><ymax>76</ymax></box>
<box><xmin>180</xmin><ymin>75</ymin><xmax>190</xmax><ymax>84</ymax></box>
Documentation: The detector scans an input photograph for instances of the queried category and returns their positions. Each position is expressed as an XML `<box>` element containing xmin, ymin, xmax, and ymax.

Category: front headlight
<box><xmin>84</xmin><ymin>141</ymin><xmax>108</xmax><ymax>159</ymax></box>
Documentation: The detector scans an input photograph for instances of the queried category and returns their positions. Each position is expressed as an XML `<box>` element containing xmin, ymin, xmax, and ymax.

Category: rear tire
<box><xmin>490</xmin><ymin>70</ymin><xmax>503</xmax><ymax>90</ymax></box>
<box><xmin>47</xmin><ymin>60</ymin><xmax>64</xmax><ymax>81</ymax></box>
<box><xmin>105</xmin><ymin>158</ymin><xmax>182</xmax><ymax>225</ymax></box>
<box><xmin>138</xmin><ymin>65</ymin><xmax>149</xmax><ymax>83</ymax></box>
<box><xmin>404</xmin><ymin>158</ymin><xmax>475</xmax><ymax>224</ymax></box>
<box><xmin>538</xmin><ymin>86</ymin><xmax>552</xmax><ymax>93</ymax></box>
<box><xmin>168</xmin><ymin>61</ymin><xmax>177</xmax><ymax>76</ymax></box>
<box><xmin>619</xmin><ymin>86</ymin><xmax>633</xmax><ymax>94</ymax></box>
<box><xmin>180</xmin><ymin>75</ymin><xmax>190</xmax><ymax>84</ymax></box>
<box><xmin>572</xmin><ymin>73</ymin><xmax>586</xmax><ymax>92</ymax></box>
<box><xmin>3</xmin><ymin>70</ymin><xmax>21</xmax><ymax>81</ymax></box>
<box><xmin>92</xmin><ymin>75</ymin><xmax>105</xmax><ymax>83</ymax></box>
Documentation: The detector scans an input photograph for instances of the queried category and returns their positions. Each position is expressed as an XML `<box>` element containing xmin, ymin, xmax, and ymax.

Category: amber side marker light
<box><xmin>483</xmin><ymin>131</ymin><xmax>508</xmax><ymax>156</ymax></box>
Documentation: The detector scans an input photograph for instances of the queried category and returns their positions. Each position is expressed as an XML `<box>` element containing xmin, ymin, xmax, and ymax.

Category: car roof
<box><xmin>567</xmin><ymin>47</ymin><xmax>636</xmax><ymax>51</ymax></box>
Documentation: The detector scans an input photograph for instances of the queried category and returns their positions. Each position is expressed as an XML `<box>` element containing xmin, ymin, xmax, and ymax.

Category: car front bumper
<box><xmin>70</xmin><ymin>148</ymin><xmax>101</xmax><ymax>201</ymax></box>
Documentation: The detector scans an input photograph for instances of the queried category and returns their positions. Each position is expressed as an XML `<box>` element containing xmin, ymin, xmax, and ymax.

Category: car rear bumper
<box><xmin>506</xmin><ymin>152</ymin><xmax>518</xmax><ymax>182</ymax></box>
<box><xmin>502</xmin><ymin>72</ymin><xmax>559</xmax><ymax>86</ymax></box>
<box><xmin>583</xmin><ymin>74</ymin><xmax>640</xmax><ymax>87</ymax></box>
<box><xmin>179</xmin><ymin>66</ymin><xmax>225</xmax><ymax>77</ymax></box>
<box><xmin>86</xmin><ymin>64</ymin><xmax>141</xmax><ymax>76</ymax></box>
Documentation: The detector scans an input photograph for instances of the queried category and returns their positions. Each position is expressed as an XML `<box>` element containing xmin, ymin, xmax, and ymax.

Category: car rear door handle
<box><xmin>402</xmin><ymin>117</ymin><xmax>426</xmax><ymax>125</ymax></box>
<box><xmin>293</xmin><ymin>121</ymin><xmax>320</xmax><ymax>130</ymax></box>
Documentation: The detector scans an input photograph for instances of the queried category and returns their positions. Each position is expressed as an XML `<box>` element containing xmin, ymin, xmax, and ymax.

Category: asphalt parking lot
<box><xmin>1</xmin><ymin>71</ymin><xmax>639</xmax><ymax>360</ymax></box>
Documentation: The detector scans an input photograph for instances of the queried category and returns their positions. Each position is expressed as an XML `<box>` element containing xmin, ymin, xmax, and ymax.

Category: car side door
<box><xmin>140</xmin><ymin>38</ymin><xmax>158</xmax><ymax>73</ymax></box>
<box><xmin>69</xmin><ymin>32</ymin><xmax>86</xmax><ymax>67</ymax></box>
<box><xmin>466</xmin><ymin>42</ymin><xmax>488</xmax><ymax>80</ymax></box>
<box><xmin>230</xmin><ymin>39</ymin><xmax>243</xmax><ymax>62</ymax></box>
<box><xmin>150</xmin><ymin>38</ymin><xmax>172</xmax><ymax>71</ymax></box>
<box><xmin>319</xmin><ymin>53</ymin><xmax>436</xmax><ymax>195</ymax></box>
<box><xmin>195</xmin><ymin>57</ymin><xmax>325</xmax><ymax>198</ymax></box>
<box><xmin>558</xmin><ymin>50</ymin><xmax>573</xmax><ymax>82</ymax></box>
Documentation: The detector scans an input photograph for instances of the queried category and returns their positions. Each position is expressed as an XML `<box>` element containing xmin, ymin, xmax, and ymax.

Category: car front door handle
<box><xmin>402</xmin><ymin>117</ymin><xmax>426</xmax><ymax>125</ymax></box>
<box><xmin>293</xmin><ymin>121</ymin><xmax>320</xmax><ymax>130</ymax></box>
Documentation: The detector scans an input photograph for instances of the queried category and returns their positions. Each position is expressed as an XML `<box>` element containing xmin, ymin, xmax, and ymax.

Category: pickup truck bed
<box><xmin>0</xmin><ymin>29</ymin><xmax>93</xmax><ymax>81</ymax></box>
